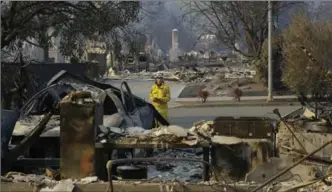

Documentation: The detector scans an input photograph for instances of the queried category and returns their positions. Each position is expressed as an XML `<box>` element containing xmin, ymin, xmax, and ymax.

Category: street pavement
<box><xmin>103</xmin><ymin>79</ymin><xmax>301</xmax><ymax>128</ymax></box>
<box><xmin>168</xmin><ymin>105</ymin><xmax>301</xmax><ymax>128</ymax></box>
<box><xmin>176</xmin><ymin>95</ymin><xmax>298</xmax><ymax>102</ymax></box>
<box><xmin>104</xmin><ymin>78</ymin><xmax>298</xmax><ymax>107</ymax></box>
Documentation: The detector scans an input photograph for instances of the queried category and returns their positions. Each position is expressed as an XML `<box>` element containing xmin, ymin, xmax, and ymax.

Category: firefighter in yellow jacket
<box><xmin>150</xmin><ymin>75</ymin><xmax>171</xmax><ymax>122</ymax></box>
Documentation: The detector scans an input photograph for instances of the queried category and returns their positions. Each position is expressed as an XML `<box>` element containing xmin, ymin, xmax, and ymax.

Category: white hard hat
<box><xmin>155</xmin><ymin>73</ymin><xmax>163</xmax><ymax>78</ymax></box>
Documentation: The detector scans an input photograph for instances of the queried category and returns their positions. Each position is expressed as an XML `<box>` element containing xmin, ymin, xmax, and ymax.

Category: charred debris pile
<box><xmin>1</xmin><ymin>71</ymin><xmax>332</xmax><ymax>192</ymax></box>
<box><xmin>110</xmin><ymin>66</ymin><xmax>258</xmax><ymax>98</ymax></box>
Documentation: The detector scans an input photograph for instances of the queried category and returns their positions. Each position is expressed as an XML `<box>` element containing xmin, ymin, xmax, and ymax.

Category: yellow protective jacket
<box><xmin>149</xmin><ymin>83</ymin><xmax>171</xmax><ymax>120</ymax></box>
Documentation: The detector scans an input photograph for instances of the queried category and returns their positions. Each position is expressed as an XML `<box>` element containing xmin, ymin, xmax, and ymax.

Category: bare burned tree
<box><xmin>182</xmin><ymin>1</ymin><xmax>305</xmax><ymax>59</ymax></box>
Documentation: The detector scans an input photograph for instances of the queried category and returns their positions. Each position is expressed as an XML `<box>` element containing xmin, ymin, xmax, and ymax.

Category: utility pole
<box><xmin>190</xmin><ymin>1</ymin><xmax>192</xmax><ymax>35</ymax></box>
<box><xmin>267</xmin><ymin>1</ymin><xmax>273</xmax><ymax>101</ymax></box>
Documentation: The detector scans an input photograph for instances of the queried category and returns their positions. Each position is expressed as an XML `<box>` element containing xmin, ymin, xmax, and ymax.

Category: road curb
<box><xmin>173</xmin><ymin>100</ymin><xmax>301</xmax><ymax>108</ymax></box>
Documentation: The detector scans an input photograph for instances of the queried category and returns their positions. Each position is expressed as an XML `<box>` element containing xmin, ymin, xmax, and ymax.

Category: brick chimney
<box><xmin>172</xmin><ymin>29</ymin><xmax>178</xmax><ymax>49</ymax></box>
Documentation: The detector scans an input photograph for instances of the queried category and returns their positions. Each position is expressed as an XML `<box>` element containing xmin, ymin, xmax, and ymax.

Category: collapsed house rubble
<box><xmin>114</xmin><ymin>67</ymin><xmax>214</xmax><ymax>83</ymax></box>
<box><xmin>112</xmin><ymin>66</ymin><xmax>261</xmax><ymax>99</ymax></box>
<box><xmin>114</xmin><ymin>66</ymin><xmax>250</xmax><ymax>84</ymax></box>
<box><xmin>2</xmin><ymin>108</ymin><xmax>332</xmax><ymax>191</ymax></box>
<box><xmin>245</xmin><ymin>107</ymin><xmax>332</xmax><ymax>192</ymax></box>
<box><xmin>2</xmin><ymin>70</ymin><xmax>332</xmax><ymax>192</ymax></box>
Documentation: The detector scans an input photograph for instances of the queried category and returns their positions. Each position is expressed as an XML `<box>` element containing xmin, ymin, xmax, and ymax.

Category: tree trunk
<box><xmin>43</xmin><ymin>46</ymin><xmax>49</xmax><ymax>62</ymax></box>
<box><xmin>110</xmin><ymin>51</ymin><xmax>114</xmax><ymax>68</ymax></box>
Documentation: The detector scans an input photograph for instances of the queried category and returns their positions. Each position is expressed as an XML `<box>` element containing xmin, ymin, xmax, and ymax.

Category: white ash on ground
<box><xmin>98</xmin><ymin>121</ymin><xmax>214</xmax><ymax>146</ymax></box>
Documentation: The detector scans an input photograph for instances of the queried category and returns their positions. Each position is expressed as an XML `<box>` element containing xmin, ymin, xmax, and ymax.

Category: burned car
<box><xmin>4</xmin><ymin>70</ymin><xmax>169</xmax><ymax>173</ymax></box>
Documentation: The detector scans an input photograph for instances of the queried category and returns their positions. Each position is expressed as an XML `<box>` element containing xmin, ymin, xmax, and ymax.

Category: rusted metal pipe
<box><xmin>60</xmin><ymin>91</ymin><xmax>98</xmax><ymax>179</ymax></box>
<box><xmin>105</xmin><ymin>157</ymin><xmax>218</xmax><ymax>192</ymax></box>
<box><xmin>251</xmin><ymin>140</ymin><xmax>332</xmax><ymax>192</ymax></box>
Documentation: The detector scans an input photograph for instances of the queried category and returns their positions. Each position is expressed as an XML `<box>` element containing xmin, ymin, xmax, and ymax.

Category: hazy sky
<box><xmin>137</xmin><ymin>1</ymin><xmax>331</xmax><ymax>53</ymax></box>
<box><xmin>137</xmin><ymin>1</ymin><xmax>197</xmax><ymax>53</ymax></box>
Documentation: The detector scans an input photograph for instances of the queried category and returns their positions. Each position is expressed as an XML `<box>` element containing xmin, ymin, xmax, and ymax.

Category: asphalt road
<box><xmin>103</xmin><ymin>79</ymin><xmax>301</xmax><ymax>128</ymax></box>
<box><xmin>168</xmin><ymin>105</ymin><xmax>301</xmax><ymax>128</ymax></box>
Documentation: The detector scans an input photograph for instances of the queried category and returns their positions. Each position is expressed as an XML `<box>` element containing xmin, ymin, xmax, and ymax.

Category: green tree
<box><xmin>1</xmin><ymin>1</ymin><xmax>73</xmax><ymax>49</ymax></box>
<box><xmin>255</xmin><ymin>34</ymin><xmax>284</xmax><ymax>89</ymax></box>
<box><xmin>282</xmin><ymin>14</ymin><xmax>332</xmax><ymax>94</ymax></box>
<box><xmin>1</xmin><ymin>1</ymin><xmax>141</xmax><ymax>60</ymax></box>
<box><xmin>59</xmin><ymin>1</ymin><xmax>140</xmax><ymax>60</ymax></box>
